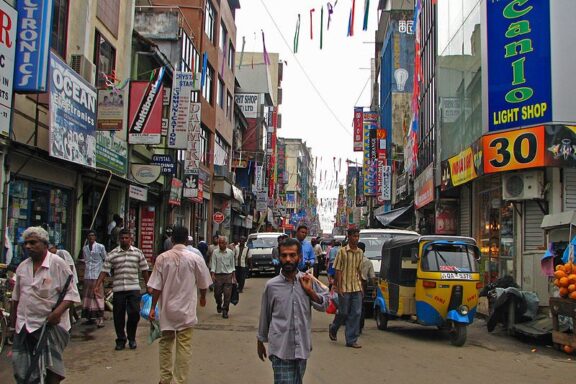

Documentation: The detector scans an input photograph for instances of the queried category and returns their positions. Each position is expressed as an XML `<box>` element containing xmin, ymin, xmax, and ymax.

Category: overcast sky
<box><xmin>236</xmin><ymin>0</ymin><xmax>378</xmax><ymax>232</ymax></box>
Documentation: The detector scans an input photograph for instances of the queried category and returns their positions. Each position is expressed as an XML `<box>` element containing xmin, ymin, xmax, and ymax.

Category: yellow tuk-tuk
<box><xmin>374</xmin><ymin>235</ymin><xmax>481</xmax><ymax>346</ymax></box>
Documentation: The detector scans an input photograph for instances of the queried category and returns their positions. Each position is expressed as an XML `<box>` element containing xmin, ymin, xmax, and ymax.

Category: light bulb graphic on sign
<box><xmin>394</xmin><ymin>68</ymin><xmax>409</xmax><ymax>91</ymax></box>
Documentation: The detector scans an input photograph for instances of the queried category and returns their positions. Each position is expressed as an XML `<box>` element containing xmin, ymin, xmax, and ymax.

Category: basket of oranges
<box><xmin>553</xmin><ymin>262</ymin><xmax>576</xmax><ymax>300</ymax></box>
<box><xmin>550</xmin><ymin>263</ymin><xmax>576</xmax><ymax>353</ymax></box>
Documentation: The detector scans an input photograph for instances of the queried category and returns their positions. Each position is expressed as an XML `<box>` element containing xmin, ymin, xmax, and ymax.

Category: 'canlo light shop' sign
<box><xmin>484</xmin><ymin>0</ymin><xmax>552</xmax><ymax>132</ymax></box>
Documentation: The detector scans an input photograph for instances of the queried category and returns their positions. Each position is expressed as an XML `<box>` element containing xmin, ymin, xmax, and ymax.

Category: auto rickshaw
<box><xmin>374</xmin><ymin>235</ymin><xmax>481</xmax><ymax>346</ymax></box>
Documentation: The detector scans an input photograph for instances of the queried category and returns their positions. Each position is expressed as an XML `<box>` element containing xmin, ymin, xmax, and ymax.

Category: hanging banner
<box><xmin>139</xmin><ymin>206</ymin><xmax>155</xmax><ymax>262</ymax></box>
<box><xmin>0</xmin><ymin>2</ymin><xmax>17</xmax><ymax>137</ymax></box>
<box><xmin>353</xmin><ymin>107</ymin><xmax>363</xmax><ymax>151</ymax></box>
<box><xmin>14</xmin><ymin>0</ymin><xmax>53</xmax><ymax>92</ymax></box>
<box><xmin>184</xmin><ymin>102</ymin><xmax>201</xmax><ymax>174</ymax></box>
<box><xmin>363</xmin><ymin>112</ymin><xmax>378</xmax><ymax>196</ymax></box>
<box><xmin>97</xmin><ymin>89</ymin><xmax>125</xmax><ymax>131</ymax></box>
<box><xmin>169</xmin><ymin>178</ymin><xmax>183</xmax><ymax>206</ymax></box>
<box><xmin>168</xmin><ymin>71</ymin><xmax>199</xmax><ymax>149</ymax></box>
<box><xmin>48</xmin><ymin>52</ymin><xmax>97</xmax><ymax>167</ymax></box>
<box><xmin>128</xmin><ymin>67</ymin><xmax>165</xmax><ymax>144</ymax></box>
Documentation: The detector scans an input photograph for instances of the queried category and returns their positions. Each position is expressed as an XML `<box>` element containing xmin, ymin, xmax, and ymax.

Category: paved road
<box><xmin>0</xmin><ymin>275</ymin><xmax>573</xmax><ymax>383</ymax></box>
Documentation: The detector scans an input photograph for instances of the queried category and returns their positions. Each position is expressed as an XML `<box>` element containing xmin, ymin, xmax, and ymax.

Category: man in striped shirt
<box><xmin>329</xmin><ymin>228</ymin><xmax>364</xmax><ymax>348</ymax></box>
<box><xmin>95</xmin><ymin>228</ymin><xmax>150</xmax><ymax>350</ymax></box>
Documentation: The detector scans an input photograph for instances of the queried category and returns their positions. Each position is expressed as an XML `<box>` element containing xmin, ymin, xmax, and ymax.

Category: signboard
<box><xmin>363</xmin><ymin>112</ymin><xmax>378</xmax><ymax>196</ymax></box>
<box><xmin>48</xmin><ymin>52</ymin><xmax>97</xmax><ymax>167</ymax></box>
<box><xmin>381</xmin><ymin>165</ymin><xmax>391</xmax><ymax>201</ymax></box>
<box><xmin>128</xmin><ymin>67</ymin><xmax>165</xmax><ymax>144</ymax></box>
<box><xmin>435</xmin><ymin>199</ymin><xmax>458</xmax><ymax>235</ymax></box>
<box><xmin>484</xmin><ymin>0</ymin><xmax>552</xmax><ymax>132</ymax></box>
<box><xmin>97</xmin><ymin>89</ymin><xmax>125</xmax><ymax>130</ymax></box>
<box><xmin>353</xmin><ymin>107</ymin><xmax>363</xmax><ymax>151</ymax></box>
<box><xmin>483</xmin><ymin>125</ymin><xmax>545</xmax><ymax>174</ymax></box>
<box><xmin>151</xmin><ymin>154</ymin><xmax>176</xmax><ymax>175</ymax></box>
<box><xmin>183</xmin><ymin>174</ymin><xmax>200</xmax><ymax>198</ymax></box>
<box><xmin>14</xmin><ymin>0</ymin><xmax>53</xmax><ymax>92</ymax></box>
<box><xmin>184</xmin><ymin>102</ymin><xmax>201</xmax><ymax>174</ymax></box>
<box><xmin>235</xmin><ymin>93</ymin><xmax>258</xmax><ymax>118</ymax></box>
<box><xmin>188</xmin><ymin>179</ymin><xmax>204</xmax><ymax>203</ymax></box>
<box><xmin>131</xmin><ymin>164</ymin><xmax>161</xmax><ymax>184</ymax></box>
<box><xmin>441</xmin><ymin>139</ymin><xmax>483</xmax><ymax>190</ymax></box>
<box><xmin>139</xmin><ymin>205</ymin><xmax>155</xmax><ymax>262</ymax></box>
<box><xmin>545</xmin><ymin>125</ymin><xmax>576</xmax><ymax>167</ymax></box>
<box><xmin>96</xmin><ymin>132</ymin><xmax>128</xmax><ymax>176</ymax></box>
<box><xmin>169</xmin><ymin>178</ymin><xmax>182</xmax><ymax>206</ymax></box>
<box><xmin>168</xmin><ymin>71</ymin><xmax>200</xmax><ymax>148</ymax></box>
<box><xmin>213</xmin><ymin>211</ymin><xmax>225</xmax><ymax>224</ymax></box>
<box><xmin>0</xmin><ymin>3</ymin><xmax>16</xmax><ymax>137</ymax></box>
<box><xmin>129</xmin><ymin>185</ymin><xmax>148</xmax><ymax>202</ymax></box>
<box><xmin>414</xmin><ymin>163</ymin><xmax>434</xmax><ymax>209</ymax></box>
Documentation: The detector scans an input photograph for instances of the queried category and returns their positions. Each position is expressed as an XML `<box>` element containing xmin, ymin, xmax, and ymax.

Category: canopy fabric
<box><xmin>375</xmin><ymin>204</ymin><xmax>413</xmax><ymax>227</ymax></box>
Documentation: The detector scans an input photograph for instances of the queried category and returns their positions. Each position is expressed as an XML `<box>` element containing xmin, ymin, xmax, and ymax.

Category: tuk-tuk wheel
<box><xmin>376</xmin><ymin>310</ymin><xmax>388</xmax><ymax>331</ymax></box>
<box><xmin>448</xmin><ymin>322</ymin><xmax>467</xmax><ymax>347</ymax></box>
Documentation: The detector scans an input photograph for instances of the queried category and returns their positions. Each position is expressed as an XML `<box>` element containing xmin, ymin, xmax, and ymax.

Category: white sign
<box><xmin>381</xmin><ymin>165</ymin><xmax>391</xmax><ymax>201</ymax></box>
<box><xmin>235</xmin><ymin>93</ymin><xmax>259</xmax><ymax>118</ymax></box>
<box><xmin>129</xmin><ymin>185</ymin><xmax>148</xmax><ymax>202</ymax></box>
<box><xmin>168</xmin><ymin>72</ymin><xmax>200</xmax><ymax>149</ymax></box>
<box><xmin>0</xmin><ymin>3</ymin><xmax>17</xmax><ymax>137</ymax></box>
<box><xmin>183</xmin><ymin>175</ymin><xmax>199</xmax><ymax>198</ymax></box>
<box><xmin>184</xmin><ymin>102</ymin><xmax>201</xmax><ymax>174</ymax></box>
<box><xmin>440</xmin><ymin>273</ymin><xmax>472</xmax><ymax>280</ymax></box>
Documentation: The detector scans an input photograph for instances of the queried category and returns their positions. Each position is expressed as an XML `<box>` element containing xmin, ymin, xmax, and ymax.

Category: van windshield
<box><xmin>358</xmin><ymin>235</ymin><xmax>393</xmax><ymax>259</ymax></box>
<box><xmin>248</xmin><ymin>237</ymin><xmax>278</xmax><ymax>249</ymax></box>
<box><xmin>421</xmin><ymin>244</ymin><xmax>478</xmax><ymax>273</ymax></box>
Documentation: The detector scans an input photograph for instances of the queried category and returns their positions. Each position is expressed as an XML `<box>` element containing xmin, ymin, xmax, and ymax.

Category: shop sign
<box><xmin>184</xmin><ymin>102</ymin><xmax>201</xmax><ymax>174</ymax></box>
<box><xmin>96</xmin><ymin>132</ymin><xmax>128</xmax><ymax>177</ymax></box>
<box><xmin>381</xmin><ymin>165</ymin><xmax>391</xmax><ymax>201</ymax></box>
<box><xmin>139</xmin><ymin>205</ymin><xmax>155</xmax><ymax>262</ymax></box>
<box><xmin>235</xmin><ymin>93</ymin><xmax>258</xmax><ymax>118</ymax></box>
<box><xmin>0</xmin><ymin>3</ymin><xmax>16</xmax><ymax>137</ymax></box>
<box><xmin>168</xmin><ymin>71</ymin><xmax>199</xmax><ymax>149</ymax></box>
<box><xmin>363</xmin><ymin>112</ymin><xmax>378</xmax><ymax>196</ymax></box>
<box><xmin>151</xmin><ymin>154</ymin><xmax>176</xmax><ymax>175</ymax></box>
<box><xmin>129</xmin><ymin>185</ymin><xmax>147</xmax><ymax>202</ymax></box>
<box><xmin>183</xmin><ymin>174</ymin><xmax>199</xmax><ymax>198</ymax></box>
<box><xmin>14</xmin><ymin>0</ymin><xmax>52</xmax><ymax>92</ymax></box>
<box><xmin>484</xmin><ymin>0</ymin><xmax>552</xmax><ymax>132</ymax></box>
<box><xmin>483</xmin><ymin>125</ymin><xmax>545</xmax><ymax>174</ymax></box>
<box><xmin>545</xmin><ymin>125</ymin><xmax>576</xmax><ymax>167</ymax></box>
<box><xmin>169</xmin><ymin>178</ymin><xmax>182</xmax><ymax>206</ymax></box>
<box><xmin>353</xmin><ymin>107</ymin><xmax>363</xmax><ymax>152</ymax></box>
<box><xmin>435</xmin><ymin>199</ymin><xmax>458</xmax><ymax>235</ymax></box>
<box><xmin>131</xmin><ymin>164</ymin><xmax>161</xmax><ymax>184</ymax></box>
<box><xmin>128</xmin><ymin>67</ymin><xmax>165</xmax><ymax>144</ymax></box>
<box><xmin>213</xmin><ymin>211</ymin><xmax>225</xmax><ymax>224</ymax></box>
<box><xmin>97</xmin><ymin>89</ymin><xmax>125</xmax><ymax>130</ymax></box>
<box><xmin>441</xmin><ymin>139</ymin><xmax>483</xmax><ymax>190</ymax></box>
<box><xmin>48</xmin><ymin>52</ymin><xmax>97</xmax><ymax>167</ymax></box>
<box><xmin>414</xmin><ymin>163</ymin><xmax>434</xmax><ymax>209</ymax></box>
<box><xmin>256</xmin><ymin>192</ymin><xmax>267</xmax><ymax>212</ymax></box>
<box><xmin>356</xmin><ymin>170</ymin><xmax>367</xmax><ymax>207</ymax></box>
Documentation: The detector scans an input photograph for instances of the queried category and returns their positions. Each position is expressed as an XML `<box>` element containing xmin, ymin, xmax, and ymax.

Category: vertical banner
<box><xmin>139</xmin><ymin>206</ymin><xmax>156</xmax><ymax>262</ymax></box>
<box><xmin>184</xmin><ymin>102</ymin><xmax>201</xmax><ymax>174</ymax></box>
<box><xmin>381</xmin><ymin>165</ymin><xmax>391</xmax><ymax>201</ymax></box>
<box><xmin>376</xmin><ymin>128</ymin><xmax>388</xmax><ymax>204</ymax></box>
<box><xmin>168</xmin><ymin>71</ymin><xmax>200</xmax><ymax>148</ymax></box>
<box><xmin>363</xmin><ymin>112</ymin><xmax>378</xmax><ymax>195</ymax></box>
<box><xmin>14</xmin><ymin>0</ymin><xmax>53</xmax><ymax>92</ymax></box>
<box><xmin>169</xmin><ymin>178</ymin><xmax>183</xmax><ymax>206</ymax></box>
<box><xmin>353</xmin><ymin>107</ymin><xmax>363</xmax><ymax>151</ymax></box>
<box><xmin>48</xmin><ymin>52</ymin><xmax>97</xmax><ymax>167</ymax></box>
<box><xmin>128</xmin><ymin>67</ymin><xmax>166</xmax><ymax>144</ymax></box>
<box><xmin>0</xmin><ymin>2</ymin><xmax>17</xmax><ymax>137</ymax></box>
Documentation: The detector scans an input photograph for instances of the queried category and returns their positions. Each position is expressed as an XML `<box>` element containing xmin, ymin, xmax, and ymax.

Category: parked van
<box><xmin>247</xmin><ymin>232</ymin><xmax>283</xmax><ymax>274</ymax></box>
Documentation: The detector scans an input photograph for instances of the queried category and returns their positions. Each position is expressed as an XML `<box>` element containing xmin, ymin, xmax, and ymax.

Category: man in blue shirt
<box><xmin>295</xmin><ymin>225</ymin><xmax>315</xmax><ymax>271</ymax></box>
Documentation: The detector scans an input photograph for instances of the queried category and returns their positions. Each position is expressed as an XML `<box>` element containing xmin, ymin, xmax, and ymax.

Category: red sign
<box><xmin>139</xmin><ymin>206</ymin><xmax>156</xmax><ymax>262</ymax></box>
<box><xmin>128</xmin><ymin>80</ymin><xmax>164</xmax><ymax>144</ymax></box>
<box><xmin>353</xmin><ymin>107</ymin><xmax>363</xmax><ymax>152</ymax></box>
<box><xmin>213</xmin><ymin>211</ymin><xmax>225</xmax><ymax>224</ymax></box>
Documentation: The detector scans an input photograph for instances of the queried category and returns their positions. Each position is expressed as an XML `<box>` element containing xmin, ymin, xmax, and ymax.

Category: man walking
<box><xmin>235</xmin><ymin>236</ymin><xmax>249</xmax><ymax>293</ymax></box>
<box><xmin>11</xmin><ymin>226</ymin><xmax>80</xmax><ymax>383</ymax></box>
<box><xmin>81</xmin><ymin>230</ymin><xmax>107</xmax><ymax>327</ymax></box>
<box><xmin>95</xmin><ymin>229</ymin><xmax>150</xmax><ymax>350</ymax></box>
<box><xmin>295</xmin><ymin>225</ymin><xmax>315</xmax><ymax>271</ymax></box>
<box><xmin>329</xmin><ymin>228</ymin><xmax>364</xmax><ymax>348</ymax></box>
<box><xmin>148</xmin><ymin>226</ymin><xmax>212</xmax><ymax>384</ymax></box>
<box><xmin>210</xmin><ymin>236</ymin><xmax>236</xmax><ymax>319</ymax></box>
<box><xmin>257</xmin><ymin>238</ymin><xmax>328</xmax><ymax>383</ymax></box>
<box><xmin>271</xmin><ymin>234</ymin><xmax>287</xmax><ymax>275</ymax></box>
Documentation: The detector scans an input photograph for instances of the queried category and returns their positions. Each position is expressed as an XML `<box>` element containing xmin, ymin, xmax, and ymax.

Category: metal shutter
<box><xmin>564</xmin><ymin>168</ymin><xmax>576</xmax><ymax>210</ymax></box>
<box><xmin>524</xmin><ymin>200</ymin><xmax>544</xmax><ymax>251</ymax></box>
<box><xmin>459</xmin><ymin>185</ymin><xmax>471</xmax><ymax>237</ymax></box>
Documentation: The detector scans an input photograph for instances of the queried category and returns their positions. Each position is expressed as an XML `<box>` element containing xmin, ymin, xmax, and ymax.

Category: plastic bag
<box><xmin>140</xmin><ymin>293</ymin><xmax>160</xmax><ymax>321</ymax></box>
<box><xmin>148</xmin><ymin>320</ymin><xmax>161</xmax><ymax>344</ymax></box>
<box><xmin>326</xmin><ymin>290</ymin><xmax>338</xmax><ymax>314</ymax></box>
<box><xmin>231</xmin><ymin>284</ymin><xmax>240</xmax><ymax>306</ymax></box>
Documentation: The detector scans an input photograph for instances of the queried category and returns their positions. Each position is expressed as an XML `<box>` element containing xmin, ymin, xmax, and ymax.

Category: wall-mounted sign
<box><xmin>131</xmin><ymin>164</ymin><xmax>161</xmax><ymax>184</ymax></box>
<box><xmin>353</xmin><ymin>107</ymin><xmax>363</xmax><ymax>152</ymax></box>
<box><xmin>183</xmin><ymin>175</ymin><xmax>199</xmax><ymax>198</ymax></box>
<box><xmin>97</xmin><ymin>89</ymin><xmax>125</xmax><ymax>130</ymax></box>
<box><xmin>483</xmin><ymin>125</ymin><xmax>545</xmax><ymax>174</ymax></box>
<box><xmin>96</xmin><ymin>131</ymin><xmax>128</xmax><ymax>177</ymax></box>
<box><xmin>435</xmin><ymin>199</ymin><xmax>458</xmax><ymax>235</ymax></box>
<box><xmin>363</xmin><ymin>112</ymin><xmax>378</xmax><ymax>196</ymax></box>
<box><xmin>545</xmin><ymin>125</ymin><xmax>576</xmax><ymax>167</ymax></box>
<box><xmin>14</xmin><ymin>0</ymin><xmax>53</xmax><ymax>92</ymax></box>
<box><xmin>128</xmin><ymin>68</ymin><xmax>165</xmax><ymax>144</ymax></box>
<box><xmin>441</xmin><ymin>139</ymin><xmax>483</xmax><ymax>190</ymax></box>
<box><xmin>414</xmin><ymin>163</ymin><xmax>434</xmax><ymax>209</ymax></box>
<box><xmin>0</xmin><ymin>3</ymin><xmax>17</xmax><ymax>137</ymax></box>
<box><xmin>213</xmin><ymin>211</ymin><xmax>225</xmax><ymax>225</ymax></box>
<box><xmin>184</xmin><ymin>102</ymin><xmax>201</xmax><ymax>174</ymax></box>
<box><xmin>151</xmin><ymin>154</ymin><xmax>176</xmax><ymax>175</ymax></box>
<box><xmin>139</xmin><ymin>206</ymin><xmax>155</xmax><ymax>262</ymax></box>
<box><xmin>168</xmin><ymin>71</ymin><xmax>200</xmax><ymax>149</ymax></box>
<box><xmin>169</xmin><ymin>178</ymin><xmax>182</xmax><ymax>206</ymax></box>
<box><xmin>235</xmin><ymin>93</ymin><xmax>258</xmax><ymax>118</ymax></box>
<box><xmin>129</xmin><ymin>185</ymin><xmax>148</xmax><ymax>202</ymax></box>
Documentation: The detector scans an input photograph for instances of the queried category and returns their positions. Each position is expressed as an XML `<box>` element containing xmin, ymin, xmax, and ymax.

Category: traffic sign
<box><xmin>213</xmin><ymin>211</ymin><xmax>225</xmax><ymax>224</ymax></box>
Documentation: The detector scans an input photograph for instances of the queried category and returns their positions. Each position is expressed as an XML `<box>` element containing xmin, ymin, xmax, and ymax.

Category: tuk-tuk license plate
<box><xmin>441</xmin><ymin>273</ymin><xmax>472</xmax><ymax>280</ymax></box>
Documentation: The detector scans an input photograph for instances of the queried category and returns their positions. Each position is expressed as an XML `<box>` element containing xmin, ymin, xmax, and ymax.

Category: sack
<box><xmin>148</xmin><ymin>320</ymin><xmax>161</xmax><ymax>345</ymax></box>
<box><xmin>231</xmin><ymin>284</ymin><xmax>240</xmax><ymax>306</ymax></box>
<box><xmin>140</xmin><ymin>293</ymin><xmax>160</xmax><ymax>321</ymax></box>
<box><xmin>326</xmin><ymin>290</ymin><xmax>338</xmax><ymax>315</ymax></box>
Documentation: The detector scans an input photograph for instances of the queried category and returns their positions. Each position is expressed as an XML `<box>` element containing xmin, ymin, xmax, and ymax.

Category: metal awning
<box><xmin>375</xmin><ymin>204</ymin><xmax>413</xmax><ymax>227</ymax></box>
<box><xmin>541</xmin><ymin>210</ymin><xmax>576</xmax><ymax>230</ymax></box>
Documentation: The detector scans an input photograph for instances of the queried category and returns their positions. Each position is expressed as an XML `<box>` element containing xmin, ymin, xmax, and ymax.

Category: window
<box><xmin>205</xmin><ymin>0</ymin><xmax>216</xmax><ymax>44</ymax></box>
<box><xmin>202</xmin><ymin>64</ymin><xmax>215</xmax><ymax>105</ymax></box>
<box><xmin>227</xmin><ymin>42</ymin><xmax>235</xmax><ymax>69</ymax></box>
<box><xmin>94</xmin><ymin>30</ymin><xmax>116</xmax><ymax>88</ymax></box>
<box><xmin>51</xmin><ymin>0</ymin><xmax>69</xmax><ymax>57</ymax></box>
<box><xmin>214</xmin><ymin>134</ymin><xmax>230</xmax><ymax>167</ymax></box>
<box><xmin>181</xmin><ymin>32</ymin><xmax>200</xmax><ymax>73</ymax></box>
<box><xmin>226</xmin><ymin>92</ymin><xmax>233</xmax><ymax>120</ymax></box>
<box><xmin>199</xmin><ymin>126</ymin><xmax>210</xmax><ymax>165</ymax></box>
<box><xmin>220</xmin><ymin>23</ymin><xmax>228</xmax><ymax>52</ymax></box>
<box><xmin>217</xmin><ymin>77</ymin><xmax>225</xmax><ymax>109</ymax></box>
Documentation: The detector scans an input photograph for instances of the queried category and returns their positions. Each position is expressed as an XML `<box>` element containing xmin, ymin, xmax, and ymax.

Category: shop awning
<box><xmin>375</xmin><ymin>204</ymin><xmax>413</xmax><ymax>227</ymax></box>
<box><xmin>232</xmin><ymin>185</ymin><xmax>244</xmax><ymax>204</ymax></box>
<box><xmin>541</xmin><ymin>210</ymin><xmax>576</xmax><ymax>230</ymax></box>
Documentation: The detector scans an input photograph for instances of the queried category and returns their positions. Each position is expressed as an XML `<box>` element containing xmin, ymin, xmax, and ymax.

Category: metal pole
<box><xmin>89</xmin><ymin>172</ymin><xmax>113</xmax><ymax>230</ymax></box>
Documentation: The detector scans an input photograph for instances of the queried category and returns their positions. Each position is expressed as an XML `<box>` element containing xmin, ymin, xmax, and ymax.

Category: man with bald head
<box><xmin>210</xmin><ymin>236</ymin><xmax>236</xmax><ymax>319</ymax></box>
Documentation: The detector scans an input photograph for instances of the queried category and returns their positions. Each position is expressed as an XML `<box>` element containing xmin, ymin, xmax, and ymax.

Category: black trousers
<box><xmin>235</xmin><ymin>266</ymin><xmax>247</xmax><ymax>292</ymax></box>
<box><xmin>112</xmin><ymin>290</ymin><xmax>140</xmax><ymax>344</ymax></box>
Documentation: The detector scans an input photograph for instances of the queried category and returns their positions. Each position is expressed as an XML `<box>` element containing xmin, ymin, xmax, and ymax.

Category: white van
<box><xmin>247</xmin><ymin>232</ymin><xmax>283</xmax><ymax>274</ymax></box>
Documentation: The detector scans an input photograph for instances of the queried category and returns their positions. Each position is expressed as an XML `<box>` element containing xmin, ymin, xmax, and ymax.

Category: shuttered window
<box><xmin>524</xmin><ymin>200</ymin><xmax>544</xmax><ymax>251</ymax></box>
<box><xmin>459</xmin><ymin>185</ymin><xmax>471</xmax><ymax>237</ymax></box>
<box><xmin>564</xmin><ymin>168</ymin><xmax>576</xmax><ymax>210</ymax></box>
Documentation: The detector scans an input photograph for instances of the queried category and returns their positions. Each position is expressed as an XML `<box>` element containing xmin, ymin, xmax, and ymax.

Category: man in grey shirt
<box><xmin>257</xmin><ymin>238</ymin><xmax>329</xmax><ymax>383</ymax></box>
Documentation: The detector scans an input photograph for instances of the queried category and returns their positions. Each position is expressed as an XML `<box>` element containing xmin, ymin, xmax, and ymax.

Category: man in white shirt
<box><xmin>235</xmin><ymin>236</ymin><xmax>249</xmax><ymax>293</ymax></box>
<box><xmin>210</xmin><ymin>236</ymin><xmax>236</xmax><ymax>319</ymax></box>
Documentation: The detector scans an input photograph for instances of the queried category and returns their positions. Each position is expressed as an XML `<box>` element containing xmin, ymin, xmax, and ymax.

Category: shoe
<box><xmin>128</xmin><ymin>341</ymin><xmax>137</xmax><ymax>350</ymax></box>
<box><xmin>222</xmin><ymin>310</ymin><xmax>229</xmax><ymax>319</ymax></box>
<box><xmin>346</xmin><ymin>343</ymin><xmax>362</xmax><ymax>349</ymax></box>
<box><xmin>328</xmin><ymin>326</ymin><xmax>337</xmax><ymax>341</ymax></box>
<box><xmin>217</xmin><ymin>305</ymin><xmax>222</xmax><ymax>314</ymax></box>
<box><xmin>96</xmin><ymin>319</ymin><xmax>105</xmax><ymax>328</ymax></box>
<box><xmin>82</xmin><ymin>319</ymin><xmax>96</xmax><ymax>326</ymax></box>
<box><xmin>115</xmin><ymin>343</ymin><xmax>126</xmax><ymax>351</ymax></box>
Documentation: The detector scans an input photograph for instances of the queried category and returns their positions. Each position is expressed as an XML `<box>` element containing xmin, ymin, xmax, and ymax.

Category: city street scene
<box><xmin>1</xmin><ymin>0</ymin><xmax>576</xmax><ymax>383</ymax></box>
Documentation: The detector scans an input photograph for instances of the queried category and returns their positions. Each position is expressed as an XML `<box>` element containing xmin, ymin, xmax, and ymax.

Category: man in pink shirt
<box><xmin>148</xmin><ymin>226</ymin><xmax>212</xmax><ymax>384</ymax></box>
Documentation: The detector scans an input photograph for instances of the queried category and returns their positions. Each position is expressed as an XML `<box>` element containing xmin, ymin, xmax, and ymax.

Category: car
<box><xmin>359</xmin><ymin>229</ymin><xmax>419</xmax><ymax>314</ymax></box>
<box><xmin>247</xmin><ymin>232</ymin><xmax>283</xmax><ymax>274</ymax></box>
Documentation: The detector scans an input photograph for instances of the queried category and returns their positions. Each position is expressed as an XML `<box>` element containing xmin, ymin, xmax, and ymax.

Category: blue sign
<box><xmin>14</xmin><ymin>0</ymin><xmax>53</xmax><ymax>92</ymax></box>
<box><xmin>486</xmin><ymin>0</ymin><xmax>552</xmax><ymax>132</ymax></box>
<box><xmin>152</xmin><ymin>154</ymin><xmax>176</xmax><ymax>175</ymax></box>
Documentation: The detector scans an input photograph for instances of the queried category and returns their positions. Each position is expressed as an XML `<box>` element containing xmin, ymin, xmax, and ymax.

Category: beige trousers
<box><xmin>159</xmin><ymin>327</ymin><xmax>194</xmax><ymax>384</ymax></box>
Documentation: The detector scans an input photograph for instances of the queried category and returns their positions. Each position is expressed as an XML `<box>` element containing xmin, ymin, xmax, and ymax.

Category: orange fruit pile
<box><xmin>554</xmin><ymin>262</ymin><xmax>576</xmax><ymax>300</ymax></box>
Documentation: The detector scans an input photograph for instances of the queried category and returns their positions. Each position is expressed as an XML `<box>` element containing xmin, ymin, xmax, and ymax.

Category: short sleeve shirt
<box><xmin>333</xmin><ymin>245</ymin><xmax>363</xmax><ymax>293</ymax></box>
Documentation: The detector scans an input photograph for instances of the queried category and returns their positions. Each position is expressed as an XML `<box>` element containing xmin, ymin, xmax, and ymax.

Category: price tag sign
<box><xmin>483</xmin><ymin>125</ymin><xmax>545</xmax><ymax>174</ymax></box>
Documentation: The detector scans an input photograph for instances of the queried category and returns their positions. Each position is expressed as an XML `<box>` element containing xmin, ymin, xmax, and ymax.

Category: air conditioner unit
<box><xmin>70</xmin><ymin>54</ymin><xmax>96</xmax><ymax>86</ymax></box>
<box><xmin>502</xmin><ymin>170</ymin><xmax>544</xmax><ymax>200</ymax></box>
